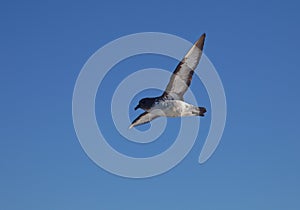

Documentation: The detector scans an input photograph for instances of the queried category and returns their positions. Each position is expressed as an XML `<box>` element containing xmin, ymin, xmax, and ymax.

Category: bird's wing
<box><xmin>162</xmin><ymin>33</ymin><xmax>206</xmax><ymax>100</ymax></box>
<box><xmin>129</xmin><ymin>111</ymin><xmax>160</xmax><ymax>128</ymax></box>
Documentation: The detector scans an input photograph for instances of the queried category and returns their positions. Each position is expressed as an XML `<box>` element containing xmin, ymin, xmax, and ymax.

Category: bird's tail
<box><xmin>197</xmin><ymin>107</ymin><xmax>207</xmax><ymax>117</ymax></box>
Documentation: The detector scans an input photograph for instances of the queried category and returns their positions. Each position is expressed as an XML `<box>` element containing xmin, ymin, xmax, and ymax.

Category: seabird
<box><xmin>130</xmin><ymin>33</ymin><xmax>207</xmax><ymax>129</ymax></box>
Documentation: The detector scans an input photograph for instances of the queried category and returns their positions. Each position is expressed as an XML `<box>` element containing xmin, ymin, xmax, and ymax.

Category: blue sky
<box><xmin>1</xmin><ymin>0</ymin><xmax>300</xmax><ymax>209</ymax></box>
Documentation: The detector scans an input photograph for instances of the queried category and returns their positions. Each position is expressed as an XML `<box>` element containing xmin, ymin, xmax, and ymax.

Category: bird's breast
<box><xmin>150</xmin><ymin>100</ymin><xmax>183</xmax><ymax>117</ymax></box>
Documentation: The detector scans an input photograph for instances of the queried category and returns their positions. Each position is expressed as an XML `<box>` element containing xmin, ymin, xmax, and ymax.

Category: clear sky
<box><xmin>1</xmin><ymin>0</ymin><xmax>300</xmax><ymax>209</ymax></box>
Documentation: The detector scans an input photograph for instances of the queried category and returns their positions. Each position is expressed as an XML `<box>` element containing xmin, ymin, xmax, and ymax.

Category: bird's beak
<box><xmin>134</xmin><ymin>104</ymin><xmax>140</xmax><ymax>110</ymax></box>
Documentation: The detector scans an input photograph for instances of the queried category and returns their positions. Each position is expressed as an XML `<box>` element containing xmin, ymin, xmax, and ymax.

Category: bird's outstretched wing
<box><xmin>129</xmin><ymin>111</ymin><xmax>160</xmax><ymax>129</ymax></box>
<box><xmin>162</xmin><ymin>33</ymin><xmax>206</xmax><ymax>100</ymax></box>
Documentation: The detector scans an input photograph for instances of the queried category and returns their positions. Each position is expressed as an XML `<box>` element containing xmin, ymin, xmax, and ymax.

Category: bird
<box><xmin>129</xmin><ymin>33</ymin><xmax>207</xmax><ymax>129</ymax></box>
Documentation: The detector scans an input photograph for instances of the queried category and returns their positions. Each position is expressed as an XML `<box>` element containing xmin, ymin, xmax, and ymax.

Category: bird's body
<box><xmin>149</xmin><ymin>99</ymin><xmax>204</xmax><ymax>117</ymax></box>
<box><xmin>130</xmin><ymin>33</ymin><xmax>207</xmax><ymax>129</ymax></box>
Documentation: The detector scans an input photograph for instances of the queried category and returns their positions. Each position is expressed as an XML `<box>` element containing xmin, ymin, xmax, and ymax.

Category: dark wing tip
<box><xmin>195</xmin><ymin>33</ymin><xmax>206</xmax><ymax>51</ymax></box>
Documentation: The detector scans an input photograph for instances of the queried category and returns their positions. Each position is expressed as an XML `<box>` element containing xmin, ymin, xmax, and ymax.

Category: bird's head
<box><xmin>134</xmin><ymin>98</ymin><xmax>155</xmax><ymax>111</ymax></box>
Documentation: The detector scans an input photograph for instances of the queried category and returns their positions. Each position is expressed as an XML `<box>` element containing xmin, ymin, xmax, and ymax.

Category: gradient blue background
<box><xmin>1</xmin><ymin>0</ymin><xmax>299</xmax><ymax>209</ymax></box>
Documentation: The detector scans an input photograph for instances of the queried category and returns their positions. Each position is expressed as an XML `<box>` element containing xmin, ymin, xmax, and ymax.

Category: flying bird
<box><xmin>130</xmin><ymin>33</ymin><xmax>207</xmax><ymax>129</ymax></box>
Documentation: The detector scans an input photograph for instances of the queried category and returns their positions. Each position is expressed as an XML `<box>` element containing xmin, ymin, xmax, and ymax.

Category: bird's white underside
<box><xmin>151</xmin><ymin>100</ymin><xmax>199</xmax><ymax>117</ymax></box>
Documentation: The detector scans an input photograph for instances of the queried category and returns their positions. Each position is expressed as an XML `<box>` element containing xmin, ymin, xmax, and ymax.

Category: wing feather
<box><xmin>129</xmin><ymin>112</ymin><xmax>160</xmax><ymax>128</ymax></box>
<box><xmin>162</xmin><ymin>33</ymin><xmax>206</xmax><ymax>100</ymax></box>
